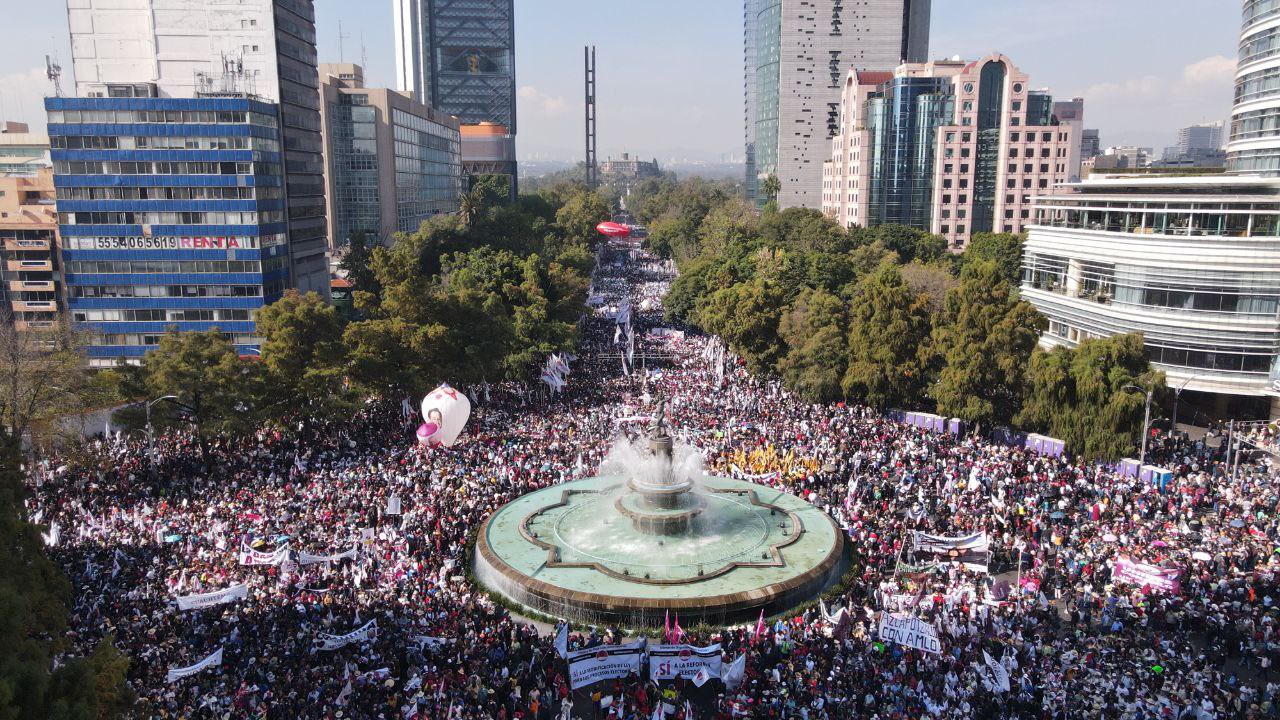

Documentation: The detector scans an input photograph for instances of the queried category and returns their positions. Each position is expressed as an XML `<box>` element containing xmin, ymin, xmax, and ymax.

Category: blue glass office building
<box><xmin>46</xmin><ymin>96</ymin><xmax>289</xmax><ymax>365</ymax></box>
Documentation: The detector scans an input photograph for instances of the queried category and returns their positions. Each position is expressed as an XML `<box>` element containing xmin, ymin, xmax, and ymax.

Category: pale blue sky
<box><xmin>0</xmin><ymin>0</ymin><xmax>1240</xmax><ymax>163</ymax></box>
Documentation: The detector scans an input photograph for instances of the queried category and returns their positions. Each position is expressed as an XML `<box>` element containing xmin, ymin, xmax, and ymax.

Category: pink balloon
<box><xmin>416</xmin><ymin>422</ymin><xmax>439</xmax><ymax>445</ymax></box>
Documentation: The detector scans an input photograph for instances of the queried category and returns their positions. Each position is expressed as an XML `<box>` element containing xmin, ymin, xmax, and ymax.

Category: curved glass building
<box><xmin>1228</xmin><ymin>0</ymin><xmax>1280</xmax><ymax>173</ymax></box>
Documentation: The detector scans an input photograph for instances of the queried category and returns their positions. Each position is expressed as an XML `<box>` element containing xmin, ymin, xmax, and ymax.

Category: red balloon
<box><xmin>596</xmin><ymin>221</ymin><xmax>630</xmax><ymax>237</ymax></box>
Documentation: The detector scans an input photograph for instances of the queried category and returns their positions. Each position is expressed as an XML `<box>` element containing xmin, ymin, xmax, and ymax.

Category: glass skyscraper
<box><xmin>745</xmin><ymin>0</ymin><xmax>930</xmax><ymax>209</ymax></box>
<box><xmin>46</xmin><ymin>97</ymin><xmax>289</xmax><ymax>365</ymax></box>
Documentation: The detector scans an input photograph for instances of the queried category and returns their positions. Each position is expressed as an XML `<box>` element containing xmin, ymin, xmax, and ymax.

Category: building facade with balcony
<box><xmin>46</xmin><ymin>96</ymin><xmax>290</xmax><ymax>366</ymax></box>
<box><xmin>0</xmin><ymin>168</ymin><xmax>62</xmax><ymax>331</ymax></box>
<box><xmin>821</xmin><ymin>54</ymin><xmax>1081</xmax><ymax>248</ymax></box>
<box><xmin>1021</xmin><ymin>174</ymin><xmax>1280</xmax><ymax>416</ymax></box>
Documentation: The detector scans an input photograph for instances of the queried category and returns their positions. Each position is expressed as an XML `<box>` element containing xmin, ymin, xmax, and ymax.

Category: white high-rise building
<box><xmin>65</xmin><ymin>0</ymin><xmax>330</xmax><ymax>293</ymax></box>
<box><xmin>1228</xmin><ymin>1</ymin><xmax>1280</xmax><ymax>174</ymax></box>
<box><xmin>744</xmin><ymin>0</ymin><xmax>930</xmax><ymax>209</ymax></box>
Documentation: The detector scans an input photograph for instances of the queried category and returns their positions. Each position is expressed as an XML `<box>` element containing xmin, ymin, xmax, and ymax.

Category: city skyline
<box><xmin>0</xmin><ymin>0</ymin><xmax>1239</xmax><ymax>164</ymax></box>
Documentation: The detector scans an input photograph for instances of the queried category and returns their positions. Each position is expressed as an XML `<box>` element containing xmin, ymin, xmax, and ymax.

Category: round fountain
<box><xmin>473</xmin><ymin>402</ymin><xmax>847</xmax><ymax>628</ymax></box>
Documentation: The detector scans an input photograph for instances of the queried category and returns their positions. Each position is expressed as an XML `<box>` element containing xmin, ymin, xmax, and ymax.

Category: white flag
<box><xmin>982</xmin><ymin>650</ymin><xmax>1011</xmax><ymax>692</ymax></box>
<box><xmin>555</xmin><ymin>622</ymin><xmax>569</xmax><ymax>658</ymax></box>
<box><xmin>386</xmin><ymin>494</ymin><xmax>402</xmax><ymax>516</ymax></box>
<box><xmin>723</xmin><ymin>653</ymin><xmax>746</xmax><ymax>690</ymax></box>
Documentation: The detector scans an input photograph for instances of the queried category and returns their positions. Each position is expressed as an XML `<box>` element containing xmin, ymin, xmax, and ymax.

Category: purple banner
<box><xmin>1113</xmin><ymin>557</ymin><xmax>1181</xmax><ymax>594</ymax></box>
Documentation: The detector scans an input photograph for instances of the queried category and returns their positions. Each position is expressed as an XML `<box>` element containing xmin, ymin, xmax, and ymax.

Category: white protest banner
<box><xmin>238</xmin><ymin>543</ymin><xmax>289</xmax><ymax>566</ymax></box>
<box><xmin>415</xmin><ymin>636</ymin><xmax>450</xmax><ymax>652</ymax></box>
<box><xmin>175</xmin><ymin>583</ymin><xmax>248</xmax><ymax>611</ymax></box>
<box><xmin>385</xmin><ymin>494</ymin><xmax>402</xmax><ymax>516</ymax></box>
<box><xmin>566</xmin><ymin>640</ymin><xmax>645</xmax><ymax>689</ymax></box>
<box><xmin>647</xmin><ymin>643</ymin><xmax>723</xmax><ymax>682</ymax></box>
<box><xmin>316</xmin><ymin>619</ymin><xmax>378</xmax><ymax>651</ymax></box>
<box><xmin>878</xmin><ymin>613</ymin><xmax>942</xmax><ymax>654</ymax></box>
<box><xmin>728</xmin><ymin>465</ymin><xmax>780</xmax><ymax>482</ymax></box>
<box><xmin>165</xmin><ymin>647</ymin><xmax>223</xmax><ymax>682</ymax></box>
<box><xmin>911</xmin><ymin>531</ymin><xmax>989</xmax><ymax>572</ymax></box>
<box><xmin>297</xmin><ymin>547</ymin><xmax>357</xmax><ymax>565</ymax></box>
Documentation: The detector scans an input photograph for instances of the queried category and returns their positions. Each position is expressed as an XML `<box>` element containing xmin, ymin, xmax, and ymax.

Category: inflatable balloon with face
<box><xmin>418</xmin><ymin>384</ymin><xmax>472</xmax><ymax>447</ymax></box>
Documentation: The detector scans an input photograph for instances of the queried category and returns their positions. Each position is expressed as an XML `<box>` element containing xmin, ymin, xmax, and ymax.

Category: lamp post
<box><xmin>1123</xmin><ymin>381</ymin><xmax>1154</xmax><ymax>465</ymax></box>
<box><xmin>144</xmin><ymin>395</ymin><xmax>179</xmax><ymax>471</ymax></box>
<box><xmin>1170</xmin><ymin>374</ymin><xmax>1204</xmax><ymax>436</ymax></box>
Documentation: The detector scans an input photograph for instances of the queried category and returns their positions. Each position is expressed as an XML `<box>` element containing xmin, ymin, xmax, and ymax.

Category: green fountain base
<box><xmin>472</xmin><ymin>475</ymin><xmax>846</xmax><ymax>627</ymax></box>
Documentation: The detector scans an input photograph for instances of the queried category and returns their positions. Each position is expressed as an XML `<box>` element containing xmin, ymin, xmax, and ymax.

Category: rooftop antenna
<box><xmin>45</xmin><ymin>54</ymin><xmax>63</xmax><ymax>97</ymax></box>
<box><xmin>361</xmin><ymin>33</ymin><xmax>367</xmax><ymax>70</ymax></box>
<box><xmin>337</xmin><ymin>20</ymin><xmax>347</xmax><ymax>63</ymax></box>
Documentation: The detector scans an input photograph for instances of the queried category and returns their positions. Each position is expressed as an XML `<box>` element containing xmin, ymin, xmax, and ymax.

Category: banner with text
<box><xmin>166</xmin><ymin>647</ymin><xmax>223</xmax><ymax>683</ymax></box>
<box><xmin>648</xmin><ymin>643</ymin><xmax>723</xmax><ymax>682</ymax></box>
<box><xmin>566</xmin><ymin>641</ymin><xmax>646</xmax><ymax>690</ymax></box>
<box><xmin>878</xmin><ymin>613</ymin><xmax>942</xmax><ymax>654</ymax></box>
<box><xmin>297</xmin><ymin>548</ymin><xmax>357</xmax><ymax>565</ymax></box>
<box><xmin>1112</xmin><ymin>557</ymin><xmax>1182</xmax><ymax>594</ymax></box>
<box><xmin>175</xmin><ymin>583</ymin><xmax>248</xmax><ymax>611</ymax></box>
<box><xmin>316</xmin><ymin>619</ymin><xmax>378</xmax><ymax>651</ymax></box>
<box><xmin>238</xmin><ymin>544</ymin><xmax>289</xmax><ymax>566</ymax></box>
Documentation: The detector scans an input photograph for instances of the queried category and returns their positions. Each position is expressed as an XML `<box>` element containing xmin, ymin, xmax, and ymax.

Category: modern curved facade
<box><xmin>1022</xmin><ymin>175</ymin><xmax>1280</xmax><ymax>408</ymax></box>
<box><xmin>1228</xmin><ymin>0</ymin><xmax>1280</xmax><ymax>174</ymax></box>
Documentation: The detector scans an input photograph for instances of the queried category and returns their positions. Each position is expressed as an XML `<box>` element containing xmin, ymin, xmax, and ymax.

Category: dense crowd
<box><xmin>24</xmin><ymin>239</ymin><xmax>1280</xmax><ymax>719</ymax></box>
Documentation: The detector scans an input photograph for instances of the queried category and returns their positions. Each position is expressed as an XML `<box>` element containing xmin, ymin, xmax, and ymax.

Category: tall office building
<box><xmin>65</xmin><ymin>0</ymin><xmax>329</xmax><ymax>293</ymax></box>
<box><xmin>0</xmin><ymin>122</ymin><xmax>52</xmax><ymax>175</ymax></box>
<box><xmin>1051</xmin><ymin>98</ymin><xmax>1086</xmax><ymax>182</ymax></box>
<box><xmin>1080</xmin><ymin>129</ymin><xmax>1101</xmax><ymax>161</ymax></box>
<box><xmin>46</xmin><ymin>97</ymin><xmax>289</xmax><ymax>365</ymax></box>
<box><xmin>1228</xmin><ymin>1</ymin><xmax>1280</xmax><ymax>174</ymax></box>
<box><xmin>821</xmin><ymin>55</ymin><xmax>1079</xmax><ymax>248</ymax></box>
<box><xmin>1179</xmin><ymin>121</ymin><xmax>1225</xmax><ymax>156</ymax></box>
<box><xmin>745</xmin><ymin>0</ymin><xmax>931</xmax><ymax>209</ymax></box>
<box><xmin>393</xmin><ymin>0</ymin><xmax>517</xmax><ymax>187</ymax></box>
<box><xmin>319</xmin><ymin>64</ymin><xmax>462</xmax><ymax>250</ymax></box>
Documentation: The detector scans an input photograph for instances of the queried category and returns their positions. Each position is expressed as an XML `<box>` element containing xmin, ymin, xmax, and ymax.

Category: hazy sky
<box><xmin>0</xmin><ymin>0</ymin><xmax>1239</xmax><ymax>163</ymax></box>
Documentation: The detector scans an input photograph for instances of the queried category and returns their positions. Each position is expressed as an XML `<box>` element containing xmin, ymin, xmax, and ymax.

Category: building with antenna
<box><xmin>45</xmin><ymin>0</ymin><xmax>325</xmax><ymax>364</ymax></box>
<box><xmin>62</xmin><ymin>0</ymin><xmax>328</xmax><ymax>294</ymax></box>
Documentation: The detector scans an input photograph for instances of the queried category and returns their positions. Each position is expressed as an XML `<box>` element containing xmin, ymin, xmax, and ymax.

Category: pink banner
<box><xmin>1112</xmin><ymin>557</ymin><xmax>1181</xmax><ymax>594</ymax></box>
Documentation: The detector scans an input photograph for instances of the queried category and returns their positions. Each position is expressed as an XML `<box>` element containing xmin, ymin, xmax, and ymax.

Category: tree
<box><xmin>0</xmin><ymin>436</ymin><xmax>133</xmax><ymax>719</ymax></box>
<box><xmin>1015</xmin><ymin>333</ymin><xmax>1165</xmax><ymax>461</ymax></box>
<box><xmin>842</xmin><ymin>265</ymin><xmax>932</xmax><ymax>408</ymax></box>
<box><xmin>140</xmin><ymin>329</ymin><xmax>260</xmax><ymax>453</ymax></box>
<box><xmin>255</xmin><ymin>291</ymin><xmax>352</xmax><ymax>422</ymax></box>
<box><xmin>760</xmin><ymin>174</ymin><xmax>781</xmax><ymax>203</ymax></box>
<box><xmin>961</xmin><ymin>232</ymin><xmax>1024</xmax><ymax>286</ymax></box>
<box><xmin>338</xmin><ymin>231</ymin><xmax>381</xmax><ymax>303</ymax></box>
<box><xmin>554</xmin><ymin>188</ymin><xmax>610</xmax><ymax>247</ymax></box>
<box><xmin>0</xmin><ymin>315</ymin><xmax>94</xmax><ymax>446</ymax></box>
<box><xmin>929</xmin><ymin>260</ymin><xmax>1046</xmax><ymax>426</ymax></box>
<box><xmin>899</xmin><ymin>262</ymin><xmax>958</xmax><ymax>313</ymax></box>
<box><xmin>778</xmin><ymin>288</ymin><xmax>849</xmax><ymax>402</ymax></box>
<box><xmin>868</xmin><ymin>224</ymin><xmax>947</xmax><ymax>264</ymax></box>
<box><xmin>694</xmin><ymin>280</ymin><xmax>786</xmax><ymax>377</ymax></box>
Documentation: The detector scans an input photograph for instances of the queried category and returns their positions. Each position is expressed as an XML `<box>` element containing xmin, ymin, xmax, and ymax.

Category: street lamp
<box><xmin>1170</xmin><ymin>374</ymin><xmax>1205</xmax><ymax>435</ymax></box>
<box><xmin>1123</xmin><ymin>381</ymin><xmax>1154</xmax><ymax>465</ymax></box>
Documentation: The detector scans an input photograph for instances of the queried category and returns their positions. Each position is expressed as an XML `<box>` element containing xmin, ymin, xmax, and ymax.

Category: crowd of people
<box><xmin>23</xmin><ymin>238</ymin><xmax>1280</xmax><ymax>719</ymax></box>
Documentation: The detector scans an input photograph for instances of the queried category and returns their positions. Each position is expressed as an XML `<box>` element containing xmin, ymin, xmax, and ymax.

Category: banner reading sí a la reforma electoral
<box><xmin>878</xmin><ymin>613</ymin><xmax>942</xmax><ymax>654</ymax></box>
<box><xmin>648</xmin><ymin>643</ymin><xmax>723</xmax><ymax>682</ymax></box>
<box><xmin>566</xmin><ymin>640</ymin><xmax>646</xmax><ymax>690</ymax></box>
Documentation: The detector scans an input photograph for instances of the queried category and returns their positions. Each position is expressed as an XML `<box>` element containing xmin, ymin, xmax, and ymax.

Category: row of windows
<box><xmin>1241</xmin><ymin>25</ymin><xmax>1280</xmax><ymax>66</ymax></box>
<box><xmin>48</xmin><ymin>110</ymin><xmax>276</xmax><ymax>127</ymax></box>
<box><xmin>60</xmin><ymin>211</ymin><xmax>283</xmax><ymax>226</ymax></box>
<box><xmin>1033</xmin><ymin>207</ymin><xmax>1280</xmax><ymax>237</ymax></box>
<box><xmin>1230</xmin><ymin>106</ymin><xmax>1280</xmax><ymax>143</ymax></box>
<box><xmin>72</xmin><ymin>285</ymin><xmax>264</xmax><ymax>298</ymax></box>
<box><xmin>1228</xmin><ymin>148</ymin><xmax>1280</xmax><ymax>174</ymax></box>
<box><xmin>66</xmin><ymin>260</ymin><xmax>263</xmax><ymax>275</ymax></box>
<box><xmin>1235</xmin><ymin>66</ymin><xmax>1280</xmax><ymax>105</ymax></box>
<box><xmin>1245</xmin><ymin>0</ymin><xmax>1280</xmax><ymax>25</ymax></box>
<box><xmin>90</xmin><ymin>332</ymin><xmax>260</xmax><ymax>347</ymax></box>
<box><xmin>54</xmin><ymin>161</ymin><xmax>271</xmax><ymax>176</ymax></box>
<box><xmin>55</xmin><ymin>186</ymin><xmax>280</xmax><ymax>201</ymax></box>
<box><xmin>74</xmin><ymin>308</ymin><xmax>254</xmax><ymax>322</ymax></box>
<box><xmin>51</xmin><ymin>135</ymin><xmax>280</xmax><ymax>152</ymax></box>
<box><xmin>60</xmin><ymin>233</ymin><xmax>286</xmax><ymax>250</ymax></box>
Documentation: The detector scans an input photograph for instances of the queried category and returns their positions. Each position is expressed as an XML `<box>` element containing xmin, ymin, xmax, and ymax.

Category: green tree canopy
<box><xmin>961</xmin><ymin>232</ymin><xmax>1024</xmax><ymax>286</ymax></box>
<box><xmin>1015</xmin><ymin>333</ymin><xmax>1165</xmax><ymax>461</ymax></box>
<box><xmin>777</xmin><ymin>288</ymin><xmax>849</xmax><ymax>402</ymax></box>
<box><xmin>842</xmin><ymin>265</ymin><xmax>933</xmax><ymax>408</ymax></box>
<box><xmin>255</xmin><ymin>290</ymin><xmax>352</xmax><ymax>422</ymax></box>
<box><xmin>930</xmin><ymin>260</ymin><xmax>1046</xmax><ymax>426</ymax></box>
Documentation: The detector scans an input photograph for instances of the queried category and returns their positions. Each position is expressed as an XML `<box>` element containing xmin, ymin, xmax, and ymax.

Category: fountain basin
<box><xmin>473</xmin><ymin>475</ymin><xmax>846</xmax><ymax>627</ymax></box>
